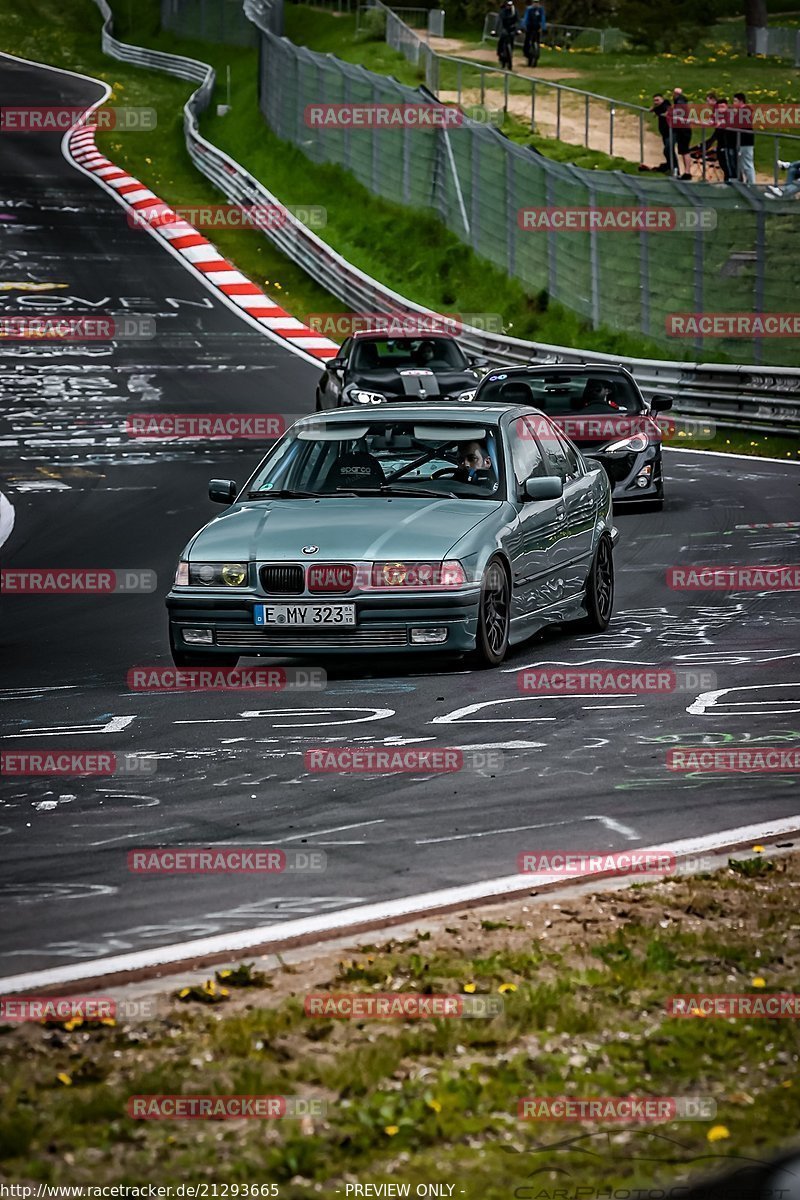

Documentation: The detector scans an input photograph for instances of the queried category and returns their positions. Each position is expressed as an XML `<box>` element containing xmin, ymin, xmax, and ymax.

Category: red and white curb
<box><xmin>0</xmin><ymin>816</ymin><xmax>797</xmax><ymax>996</ymax></box>
<box><xmin>65</xmin><ymin>122</ymin><xmax>339</xmax><ymax>364</ymax></box>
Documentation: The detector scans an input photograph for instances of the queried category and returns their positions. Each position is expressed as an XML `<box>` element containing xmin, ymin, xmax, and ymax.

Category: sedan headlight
<box><xmin>349</xmin><ymin>389</ymin><xmax>386</xmax><ymax>406</ymax></box>
<box><xmin>456</xmin><ymin>389</ymin><xmax>476</xmax><ymax>403</ymax></box>
<box><xmin>188</xmin><ymin>562</ymin><xmax>249</xmax><ymax>587</ymax></box>
<box><xmin>604</xmin><ymin>432</ymin><xmax>650</xmax><ymax>453</ymax></box>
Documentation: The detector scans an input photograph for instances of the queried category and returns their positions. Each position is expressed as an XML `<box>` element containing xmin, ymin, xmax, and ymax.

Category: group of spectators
<box><xmin>650</xmin><ymin>88</ymin><xmax>756</xmax><ymax>183</ymax></box>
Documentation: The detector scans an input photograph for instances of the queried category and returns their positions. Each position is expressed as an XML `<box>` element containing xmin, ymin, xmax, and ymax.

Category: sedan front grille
<box><xmin>216</xmin><ymin>627</ymin><xmax>408</xmax><ymax>649</ymax></box>
<box><xmin>259</xmin><ymin>564</ymin><xmax>305</xmax><ymax>594</ymax></box>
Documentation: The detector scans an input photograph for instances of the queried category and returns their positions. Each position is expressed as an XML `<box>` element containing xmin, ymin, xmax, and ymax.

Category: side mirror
<box><xmin>209</xmin><ymin>479</ymin><xmax>237</xmax><ymax>504</ymax></box>
<box><xmin>650</xmin><ymin>393</ymin><xmax>673</xmax><ymax>412</ymax></box>
<box><xmin>470</xmin><ymin>355</ymin><xmax>490</xmax><ymax>369</ymax></box>
<box><xmin>524</xmin><ymin>475</ymin><xmax>564</xmax><ymax>501</ymax></box>
<box><xmin>328</xmin><ymin>356</ymin><xmax>347</xmax><ymax>371</ymax></box>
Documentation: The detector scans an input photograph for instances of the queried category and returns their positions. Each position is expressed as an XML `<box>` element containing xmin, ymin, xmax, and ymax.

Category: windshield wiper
<box><xmin>377</xmin><ymin>484</ymin><xmax>459</xmax><ymax>499</ymax></box>
<box><xmin>247</xmin><ymin>488</ymin><xmax>322</xmax><ymax>499</ymax></box>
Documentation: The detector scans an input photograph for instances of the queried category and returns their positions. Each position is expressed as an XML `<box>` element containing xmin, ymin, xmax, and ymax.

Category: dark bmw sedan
<box><xmin>315</xmin><ymin>330</ymin><xmax>487</xmax><ymax>410</ymax></box>
<box><xmin>473</xmin><ymin>364</ymin><xmax>673</xmax><ymax>509</ymax></box>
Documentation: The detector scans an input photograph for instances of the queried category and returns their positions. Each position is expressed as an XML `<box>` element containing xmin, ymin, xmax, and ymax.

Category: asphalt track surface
<box><xmin>1</xmin><ymin>55</ymin><xmax>799</xmax><ymax>977</ymax></box>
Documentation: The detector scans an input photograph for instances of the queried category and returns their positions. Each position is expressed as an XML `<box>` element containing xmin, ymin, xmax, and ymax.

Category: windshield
<box><xmin>247</xmin><ymin>419</ymin><xmax>504</xmax><ymax>500</ymax></box>
<box><xmin>478</xmin><ymin>371</ymin><xmax>645</xmax><ymax>416</ymax></box>
<box><xmin>351</xmin><ymin>337</ymin><xmax>469</xmax><ymax>372</ymax></box>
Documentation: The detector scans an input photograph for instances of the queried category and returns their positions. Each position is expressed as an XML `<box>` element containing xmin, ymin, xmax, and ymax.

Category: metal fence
<box><xmin>89</xmin><ymin>0</ymin><xmax>800</xmax><ymax>428</ymax></box>
<box><xmin>252</xmin><ymin>7</ymin><xmax>800</xmax><ymax>367</ymax></box>
<box><xmin>705</xmin><ymin>21</ymin><xmax>800</xmax><ymax>65</ymax></box>
<box><xmin>160</xmin><ymin>0</ymin><xmax>258</xmax><ymax>43</ymax></box>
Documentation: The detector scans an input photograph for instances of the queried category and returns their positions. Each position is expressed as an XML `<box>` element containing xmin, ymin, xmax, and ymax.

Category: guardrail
<box><xmin>86</xmin><ymin>0</ymin><xmax>800</xmax><ymax>434</ymax></box>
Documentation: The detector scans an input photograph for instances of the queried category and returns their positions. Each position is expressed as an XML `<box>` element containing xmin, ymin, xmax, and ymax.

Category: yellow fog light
<box><xmin>222</xmin><ymin>563</ymin><xmax>247</xmax><ymax>586</ymax></box>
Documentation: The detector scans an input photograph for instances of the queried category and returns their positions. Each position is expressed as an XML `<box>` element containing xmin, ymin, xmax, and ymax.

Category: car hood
<box><xmin>350</xmin><ymin>367</ymin><xmax>478</xmax><ymax>398</ymax></box>
<box><xmin>188</xmin><ymin>497</ymin><xmax>499</xmax><ymax>562</ymax></box>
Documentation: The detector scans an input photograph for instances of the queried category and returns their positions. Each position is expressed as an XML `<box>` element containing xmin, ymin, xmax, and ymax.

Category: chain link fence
<box><xmin>252</xmin><ymin>17</ymin><xmax>799</xmax><ymax>365</ymax></box>
<box><xmin>160</xmin><ymin>0</ymin><xmax>259</xmax><ymax>44</ymax></box>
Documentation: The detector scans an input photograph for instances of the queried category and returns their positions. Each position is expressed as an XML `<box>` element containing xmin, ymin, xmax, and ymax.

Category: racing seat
<box><xmin>354</xmin><ymin>341</ymin><xmax>381</xmax><ymax>370</ymax></box>
<box><xmin>323</xmin><ymin>451</ymin><xmax>386</xmax><ymax>491</ymax></box>
<box><xmin>500</xmin><ymin>381</ymin><xmax>535</xmax><ymax>405</ymax></box>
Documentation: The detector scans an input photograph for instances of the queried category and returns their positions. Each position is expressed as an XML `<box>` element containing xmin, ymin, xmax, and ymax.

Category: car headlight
<box><xmin>604</xmin><ymin>432</ymin><xmax>650</xmax><ymax>453</ymax></box>
<box><xmin>188</xmin><ymin>562</ymin><xmax>249</xmax><ymax>587</ymax></box>
<box><xmin>456</xmin><ymin>389</ymin><xmax>476</xmax><ymax>403</ymax></box>
<box><xmin>349</xmin><ymin>389</ymin><xmax>386</xmax><ymax>405</ymax></box>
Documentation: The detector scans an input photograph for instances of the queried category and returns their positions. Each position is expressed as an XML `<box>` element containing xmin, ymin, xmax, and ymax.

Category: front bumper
<box><xmin>166</xmin><ymin>588</ymin><xmax>482</xmax><ymax>656</ymax></box>
<box><xmin>585</xmin><ymin>445</ymin><xmax>663</xmax><ymax>503</ymax></box>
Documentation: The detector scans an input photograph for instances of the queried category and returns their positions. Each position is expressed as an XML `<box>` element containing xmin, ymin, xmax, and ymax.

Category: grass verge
<box><xmin>1</xmin><ymin>852</ymin><xmax>799</xmax><ymax>1191</ymax></box>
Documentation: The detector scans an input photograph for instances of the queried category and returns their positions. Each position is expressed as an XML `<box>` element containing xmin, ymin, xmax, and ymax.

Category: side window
<box><xmin>509</xmin><ymin>416</ymin><xmax>547</xmax><ymax>489</ymax></box>
<box><xmin>555</xmin><ymin>428</ymin><xmax>583</xmax><ymax>480</ymax></box>
<box><xmin>538</xmin><ymin>417</ymin><xmax>574</xmax><ymax>481</ymax></box>
<box><xmin>339</xmin><ymin>338</ymin><xmax>352</xmax><ymax>365</ymax></box>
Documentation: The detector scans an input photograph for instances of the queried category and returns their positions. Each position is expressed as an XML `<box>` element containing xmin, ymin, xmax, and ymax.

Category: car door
<box><xmin>504</xmin><ymin>414</ymin><xmax>568</xmax><ymax>620</ymax></box>
<box><xmin>536</xmin><ymin>415</ymin><xmax>596</xmax><ymax>599</ymax></box>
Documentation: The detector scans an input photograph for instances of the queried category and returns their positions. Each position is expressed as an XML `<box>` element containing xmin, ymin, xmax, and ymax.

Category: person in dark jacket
<box><xmin>651</xmin><ymin>93</ymin><xmax>677</xmax><ymax>174</ymax></box>
<box><xmin>496</xmin><ymin>0</ymin><xmax>519</xmax><ymax>68</ymax></box>
<box><xmin>521</xmin><ymin>1</ymin><xmax>546</xmax><ymax>66</ymax></box>
<box><xmin>671</xmin><ymin>88</ymin><xmax>693</xmax><ymax>179</ymax></box>
<box><xmin>699</xmin><ymin>97</ymin><xmax>737</xmax><ymax>182</ymax></box>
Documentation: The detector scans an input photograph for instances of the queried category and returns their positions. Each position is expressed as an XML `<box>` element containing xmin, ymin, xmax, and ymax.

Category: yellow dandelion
<box><xmin>707</xmin><ymin>1125</ymin><xmax>730</xmax><ymax>1143</ymax></box>
<box><xmin>426</xmin><ymin>1098</ymin><xmax>442</xmax><ymax>1113</ymax></box>
<box><xmin>63</xmin><ymin>1018</ymin><xmax>83</xmax><ymax>1031</ymax></box>
<box><xmin>463</xmin><ymin>982</ymin><xmax>477</xmax><ymax>994</ymax></box>
<box><xmin>218</xmin><ymin>969</ymin><xmax>232</xmax><ymax>978</ymax></box>
<box><xmin>57</xmin><ymin>1073</ymin><xmax>73</xmax><ymax>1086</ymax></box>
<box><xmin>781</xmin><ymin>1080</ymin><xmax>792</xmax><ymax>1088</ymax></box>
<box><xmin>178</xmin><ymin>988</ymin><xmax>190</xmax><ymax>998</ymax></box>
<box><xmin>220</xmin><ymin>988</ymin><xmax>230</xmax><ymax>997</ymax></box>
<box><xmin>752</xmin><ymin>977</ymin><xmax>766</xmax><ymax>988</ymax></box>
<box><xmin>100</xmin><ymin>1017</ymin><xmax>116</xmax><ymax>1027</ymax></box>
<box><xmin>384</xmin><ymin>1125</ymin><xmax>399</xmax><ymax>1136</ymax></box>
<box><xmin>498</xmin><ymin>983</ymin><xmax>517</xmax><ymax>994</ymax></box>
<box><xmin>753</xmin><ymin>845</ymin><xmax>765</xmax><ymax>853</ymax></box>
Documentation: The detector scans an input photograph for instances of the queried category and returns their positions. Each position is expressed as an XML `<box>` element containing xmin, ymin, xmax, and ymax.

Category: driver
<box><xmin>453</xmin><ymin>440</ymin><xmax>493</xmax><ymax>483</ymax></box>
<box><xmin>574</xmin><ymin>378</ymin><xmax>615</xmax><ymax>410</ymax></box>
<box><xmin>414</xmin><ymin>339</ymin><xmax>437</xmax><ymax>367</ymax></box>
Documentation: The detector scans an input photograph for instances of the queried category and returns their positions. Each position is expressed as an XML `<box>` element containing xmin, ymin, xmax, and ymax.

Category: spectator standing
<box><xmin>522</xmin><ymin>0</ymin><xmax>546</xmax><ymax>67</ymax></box>
<box><xmin>732</xmin><ymin>92</ymin><xmax>756</xmax><ymax>183</ymax></box>
<box><xmin>700</xmin><ymin>97</ymin><xmax>736</xmax><ymax>182</ymax></box>
<box><xmin>671</xmin><ymin>88</ymin><xmax>693</xmax><ymax>179</ymax></box>
<box><xmin>651</xmin><ymin>93</ymin><xmax>677</xmax><ymax>174</ymax></box>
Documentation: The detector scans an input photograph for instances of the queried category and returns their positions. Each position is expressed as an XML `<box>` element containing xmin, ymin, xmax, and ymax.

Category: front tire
<box><xmin>573</xmin><ymin>534</ymin><xmax>614</xmax><ymax>632</ymax></box>
<box><xmin>472</xmin><ymin>557</ymin><xmax>510</xmax><ymax>666</ymax></box>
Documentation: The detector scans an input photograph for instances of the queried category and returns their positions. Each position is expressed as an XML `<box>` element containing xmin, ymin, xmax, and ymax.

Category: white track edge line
<box><xmin>1</xmin><ymin>816</ymin><xmax>797</xmax><ymax>994</ymax></box>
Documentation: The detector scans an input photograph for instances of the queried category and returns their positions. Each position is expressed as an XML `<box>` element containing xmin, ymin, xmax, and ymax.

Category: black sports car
<box><xmin>473</xmin><ymin>364</ymin><xmax>673</xmax><ymax>509</ymax></box>
<box><xmin>315</xmin><ymin>331</ymin><xmax>488</xmax><ymax>410</ymax></box>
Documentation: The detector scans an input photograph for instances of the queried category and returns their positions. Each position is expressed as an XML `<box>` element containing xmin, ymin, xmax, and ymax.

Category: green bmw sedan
<box><xmin>166</xmin><ymin>403</ymin><xmax>618</xmax><ymax>668</ymax></box>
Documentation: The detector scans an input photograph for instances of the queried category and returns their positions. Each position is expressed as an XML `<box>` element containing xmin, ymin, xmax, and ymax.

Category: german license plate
<box><xmin>254</xmin><ymin>603</ymin><xmax>356</xmax><ymax>628</ymax></box>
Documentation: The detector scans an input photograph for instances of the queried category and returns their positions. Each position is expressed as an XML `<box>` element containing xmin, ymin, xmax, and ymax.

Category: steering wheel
<box><xmin>432</xmin><ymin>468</ymin><xmax>458</xmax><ymax>479</ymax></box>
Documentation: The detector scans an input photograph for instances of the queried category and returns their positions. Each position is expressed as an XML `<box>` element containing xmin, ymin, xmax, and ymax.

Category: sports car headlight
<box><xmin>604</xmin><ymin>432</ymin><xmax>650</xmax><ymax>453</ymax></box>
<box><xmin>188</xmin><ymin>562</ymin><xmax>249</xmax><ymax>587</ymax></box>
<box><xmin>456</xmin><ymin>389</ymin><xmax>476</xmax><ymax>403</ymax></box>
<box><xmin>350</xmin><ymin>389</ymin><xmax>386</xmax><ymax>405</ymax></box>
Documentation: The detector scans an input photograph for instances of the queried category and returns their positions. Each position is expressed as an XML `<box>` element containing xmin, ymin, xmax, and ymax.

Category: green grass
<box><xmin>1</xmin><ymin>855</ymin><xmax>799</xmax><ymax>1191</ymax></box>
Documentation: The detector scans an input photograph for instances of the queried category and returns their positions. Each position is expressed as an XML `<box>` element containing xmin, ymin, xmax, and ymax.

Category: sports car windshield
<box><xmin>479</xmin><ymin>372</ymin><xmax>646</xmax><ymax>416</ymax></box>
<box><xmin>247</xmin><ymin>419</ymin><xmax>504</xmax><ymax>500</ymax></box>
<box><xmin>350</xmin><ymin>338</ymin><xmax>469</xmax><ymax>371</ymax></box>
